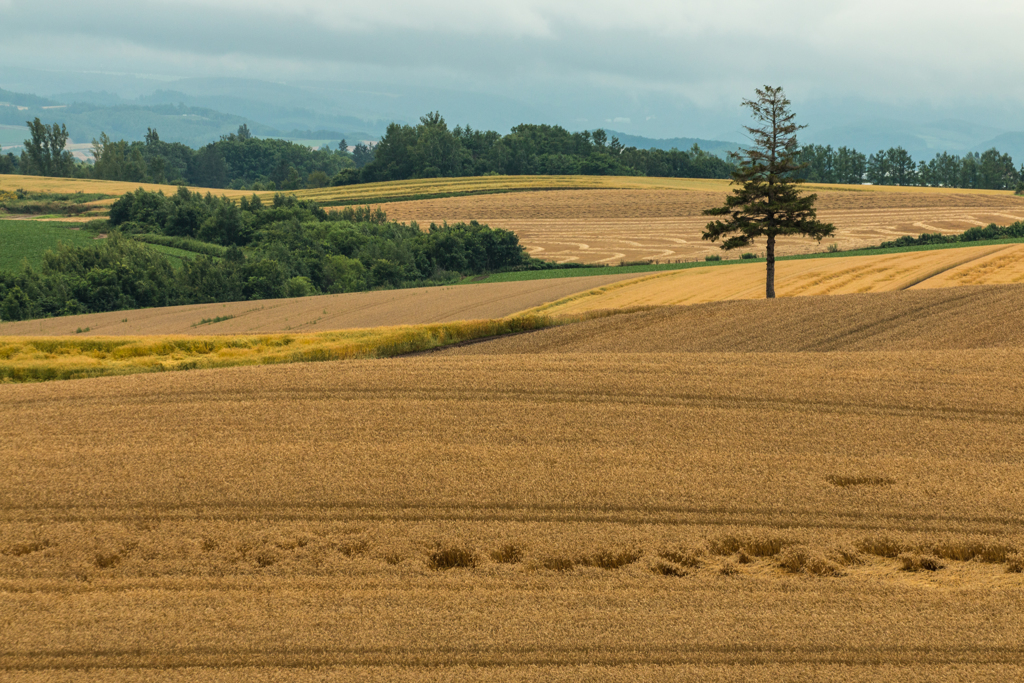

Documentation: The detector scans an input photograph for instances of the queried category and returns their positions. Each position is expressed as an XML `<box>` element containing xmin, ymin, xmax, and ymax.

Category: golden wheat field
<box><xmin>0</xmin><ymin>273</ymin><xmax>638</xmax><ymax>338</ymax></box>
<box><xmin>2</xmin><ymin>285</ymin><xmax>1024</xmax><ymax>680</ymax></box>
<box><xmin>0</xmin><ymin>174</ymin><xmax>259</xmax><ymax>200</ymax></box>
<box><xmin>5</xmin><ymin>244</ymin><xmax>1024</xmax><ymax>340</ymax></box>
<box><xmin>379</xmin><ymin>182</ymin><xmax>1024</xmax><ymax>263</ymax></box>
<box><xmin>529</xmin><ymin>243</ymin><xmax>1024</xmax><ymax>315</ymax></box>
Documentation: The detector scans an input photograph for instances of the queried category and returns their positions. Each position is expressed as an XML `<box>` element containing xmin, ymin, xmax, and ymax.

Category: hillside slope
<box><xmin>0</xmin><ymin>273</ymin><xmax>639</xmax><ymax>336</ymax></box>
<box><xmin>527</xmin><ymin>243</ymin><xmax>1024</xmax><ymax>314</ymax></box>
<box><xmin>449</xmin><ymin>283</ymin><xmax>1024</xmax><ymax>355</ymax></box>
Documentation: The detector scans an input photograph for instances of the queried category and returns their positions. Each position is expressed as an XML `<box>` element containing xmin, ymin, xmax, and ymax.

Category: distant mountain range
<box><xmin>603</xmin><ymin>131</ymin><xmax>741</xmax><ymax>158</ymax></box>
<box><xmin>0</xmin><ymin>86</ymin><xmax>377</xmax><ymax>151</ymax></box>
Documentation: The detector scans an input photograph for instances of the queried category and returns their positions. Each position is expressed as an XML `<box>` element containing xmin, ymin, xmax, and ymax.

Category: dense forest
<box><xmin>346</xmin><ymin>112</ymin><xmax>734</xmax><ymax>183</ymax></box>
<box><xmin>1</xmin><ymin>113</ymin><xmax>734</xmax><ymax>188</ymax></box>
<box><xmin>0</xmin><ymin>189</ymin><xmax>551</xmax><ymax>321</ymax></box>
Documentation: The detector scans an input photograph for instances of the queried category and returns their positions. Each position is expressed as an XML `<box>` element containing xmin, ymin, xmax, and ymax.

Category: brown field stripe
<box><xmin>12</xmin><ymin>388</ymin><xmax>1017</xmax><ymax>422</ymax></box>
<box><xmin>4</xmin><ymin>645</ymin><xmax>1024</xmax><ymax>670</ymax></box>
<box><xmin>0</xmin><ymin>502</ymin><xmax>1019</xmax><ymax>533</ymax></box>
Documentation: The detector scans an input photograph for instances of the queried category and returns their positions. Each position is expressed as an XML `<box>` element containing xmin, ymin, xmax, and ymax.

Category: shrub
<box><xmin>827</xmin><ymin>243</ymin><xmax>840</xmax><ymax>253</ymax></box>
<box><xmin>740</xmin><ymin>252</ymin><xmax>757</xmax><ymax>259</ymax></box>
<box><xmin>704</xmin><ymin>254</ymin><xmax>722</xmax><ymax>262</ymax></box>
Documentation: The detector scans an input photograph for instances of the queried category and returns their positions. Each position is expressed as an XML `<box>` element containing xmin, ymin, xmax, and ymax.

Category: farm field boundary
<box><xmin>0</xmin><ymin>273</ymin><xmax>641</xmax><ymax>337</ymax></box>
<box><xmin>0</xmin><ymin>309</ymin><xmax>639</xmax><ymax>383</ymax></box>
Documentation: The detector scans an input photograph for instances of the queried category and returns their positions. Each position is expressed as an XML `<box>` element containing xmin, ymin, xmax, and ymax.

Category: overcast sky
<box><xmin>2</xmin><ymin>0</ymin><xmax>1023</xmax><ymax>139</ymax></box>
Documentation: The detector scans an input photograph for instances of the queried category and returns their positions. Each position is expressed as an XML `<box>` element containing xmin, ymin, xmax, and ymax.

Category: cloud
<box><xmin>1</xmin><ymin>0</ymin><xmax>1022</xmax><ymax>136</ymax></box>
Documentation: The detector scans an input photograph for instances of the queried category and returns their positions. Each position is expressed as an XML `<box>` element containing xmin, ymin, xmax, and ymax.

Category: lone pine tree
<box><xmin>703</xmin><ymin>86</ymin><xmax>835</xmax><ymax>298</ymax></box>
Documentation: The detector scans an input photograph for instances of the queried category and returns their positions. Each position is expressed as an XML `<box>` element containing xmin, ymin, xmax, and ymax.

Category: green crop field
<box><xmin>0</xmin><ymin>220</ymin><xmax>208</xmax><ymax>272</ymax></box>
<box><xmin>0</xmin><ymin>220</ymin><xmax>104</xmax><ymax>271</ymax></box>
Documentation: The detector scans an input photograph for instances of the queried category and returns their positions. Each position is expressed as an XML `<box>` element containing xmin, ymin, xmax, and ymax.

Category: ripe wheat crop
<box><xmin>524</xmin><ymin>243</ymin><xmax>1024</xmax><ymax>314</ymax></box>
<box><xmin>463</xmin><ymin>284</ymin><xmax>1024</xmax><ymax>355</ymax></box>
<box><xmin>0</xmin><ymin>174</ymin><xmax>256</xmax><ymax>205</ymax></box>
<box><xmin>0</xmin><ymin>273</ymin><xmax>638</xmax><ymax>337</ymax></box>
<box><xmin>2</xmin><ymin>284</ymin><xmax>1024</xmax><ymax>679</ymax></box>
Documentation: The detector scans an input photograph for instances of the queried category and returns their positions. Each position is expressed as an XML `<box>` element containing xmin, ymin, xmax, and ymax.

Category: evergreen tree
<box><xmin>703</xmin><ymin>86</ymin><xmax>835</xmax><ymax>299</ymax></box>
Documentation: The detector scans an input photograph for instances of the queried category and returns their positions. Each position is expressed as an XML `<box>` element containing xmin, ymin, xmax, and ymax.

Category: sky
<box><xmin>1</xmin><ymin>0</ymin><xmax>1023</xmax><ymax>143</ymax></box>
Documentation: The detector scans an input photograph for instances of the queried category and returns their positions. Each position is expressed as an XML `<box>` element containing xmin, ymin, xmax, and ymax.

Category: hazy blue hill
<box><xmin>0</xmin><ymin>87</ymin><xmax>60</xmax><ymax>108</ymax></box>
<box><xmin>603</xmin><ymin>130</ymin><xmax>741</xmax><ymax>157</ymax></box>
<box><xmin>972</xmin><ymin>132</ymin><xmax>1024</xmax><ymax>165</ymax></box>
<box><xmin>802</xmin><ymin>118</ymin><xmax>1011</xmax><ymax>161</ymax></box>
<box><xmin>0</xmin><ymin>101</ymin><xmax>274</xmax><ymax>147</ymax></box>
<box><xmin>52</xmin><ymin>90</ymin><xmax>130</xmax><ymax>106</ymax></box>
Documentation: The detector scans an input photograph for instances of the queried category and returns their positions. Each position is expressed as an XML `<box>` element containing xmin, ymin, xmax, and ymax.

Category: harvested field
<box><xmin>449</xmin><ymin>283</ymin><xmax>1024</xmax><ymax>355</ymax></box>
<box><xmin>292</xmin><ymin>174</ymin><xmax>638</xmax><ymax>205</ymax></box>
<box><xmin>0</xmin><ymin>175</ymin><xmax>256</xmax><ymax>209</ymax></box>
<box><xmin>527</xmin><ymin>243</ymin><xmax>1024</xmax><ymax>314</ymax></box>
<box><xmin>2</xmin><ymin>311</ymin><xmax>1023</xmax><ymax>677</ymax></box>
<box><xmin>378</xmin><ymin>183</ymin><xmax>1024</xmax><ymax>263</ymax></box>
<box><xmin>0</xmin><ymin>273</ymin><xmax>637</xmax><ymax>337</ymax></box>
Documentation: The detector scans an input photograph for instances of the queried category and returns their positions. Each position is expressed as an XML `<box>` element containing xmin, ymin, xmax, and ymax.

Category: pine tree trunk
<box><xmin>765</xmin><ymin>235</ymin><xmax>776</xmax><ymax>299</ymax></box>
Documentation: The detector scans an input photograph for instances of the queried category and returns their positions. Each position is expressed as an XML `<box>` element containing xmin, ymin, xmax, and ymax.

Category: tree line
<box><xmin>0</xmin><ymin>120</ymin><xmax>359</xmax><ymax>190</ymax></box>
<box><xmin>797</xmin><ymin>143</ymin><xmax>1024</xmax><ymax>191</ymax></box>
<box><xmin>341</xmin><ymin>112</ymin><xmax>734</xmax><ymax>184</ymax></box>
<box><xmin>0</xmin><ymin>189</ymin><xmax>543</xmax><ymax>322</ymax></box>
<box><xmin>6</xmin><ymin>112</ymin><xmax>1021</xmax><ymax>193</ymax></box>
<box><xmin>1</xmin><ymin>113</ymin><xmax>735</xmax><ymax>188</ymax></box>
